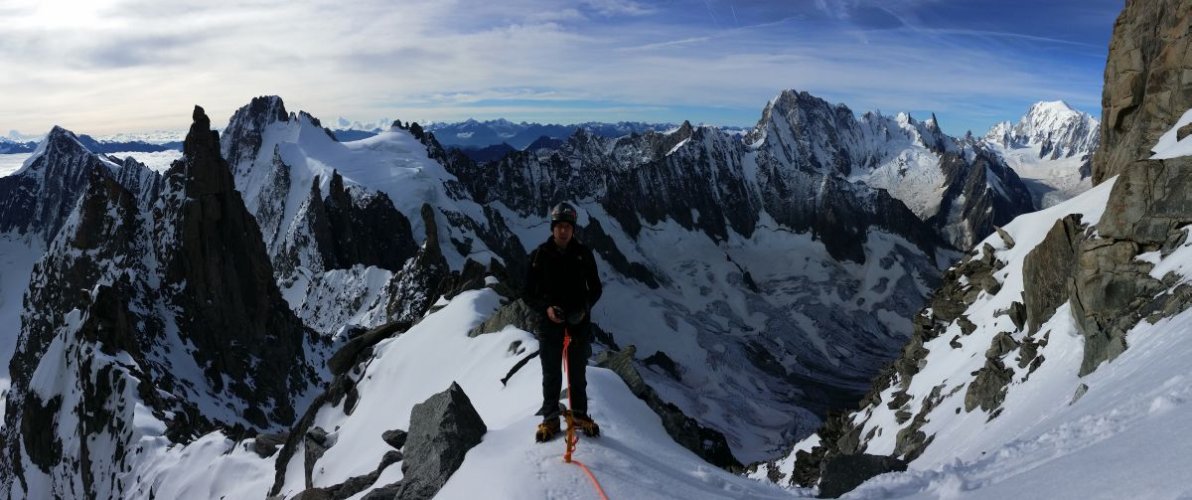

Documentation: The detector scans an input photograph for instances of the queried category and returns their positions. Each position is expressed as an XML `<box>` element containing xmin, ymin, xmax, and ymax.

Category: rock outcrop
<box><xmin>1022</xmin><ymin>215</ymin><xmax>1085</xmax><ymax>333</ymax></box>
<box><xmin>1094</xmin><ymin>0</ymin><xmax>1192</xmax><ymax>185</ymax></box>
<box><xmin>372</xmin><ymin>383</ymin><xmax>487</xmax><ymax>500</ymax></box>
<box><xmin>1073</xmin><ymin>0</ymin><xmax>1192</xmax><ymax>375</ymax></box>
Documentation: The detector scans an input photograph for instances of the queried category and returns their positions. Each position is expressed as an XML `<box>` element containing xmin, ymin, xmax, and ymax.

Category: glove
<box><xmin>565</xmin><ymin>308</ymin><xmax>586</xmax><ymax>325</ymax></box>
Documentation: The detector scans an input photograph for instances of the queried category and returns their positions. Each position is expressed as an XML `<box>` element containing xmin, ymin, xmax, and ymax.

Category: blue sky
<box><xmin>1</xmin><ymin>0</ymin><xmax>1122</xmax><ymax>138</ymax></box>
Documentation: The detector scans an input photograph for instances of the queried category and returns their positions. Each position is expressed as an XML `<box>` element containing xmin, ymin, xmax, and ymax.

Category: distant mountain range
<box><xmin>322</xmin><ymin>117</ymin><xmax>754</xmax><ymax>151</ymax></box>
<box><xmin>0</xmin><ymin>133</ymin><xmax>181</xmax><ymax>154</ymax></box>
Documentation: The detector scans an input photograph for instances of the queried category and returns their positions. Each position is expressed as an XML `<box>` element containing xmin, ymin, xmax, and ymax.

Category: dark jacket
<box><xmin>525</xmin><ymin>236</ymin><xmax>602</xmax><ymax>323</ymax></box>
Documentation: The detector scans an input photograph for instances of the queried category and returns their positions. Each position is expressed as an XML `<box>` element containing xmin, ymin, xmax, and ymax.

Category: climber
<box><xmin>525</xmin><ymin>202</ymin><xmax>603</xmax><ymax>442</ymax></box>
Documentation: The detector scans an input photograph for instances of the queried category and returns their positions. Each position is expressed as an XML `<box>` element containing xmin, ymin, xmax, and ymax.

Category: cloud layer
<box><xmin>0</xmin><ymin>0</ymin><xmax>1120</xmax><ymax>137</ymax></box>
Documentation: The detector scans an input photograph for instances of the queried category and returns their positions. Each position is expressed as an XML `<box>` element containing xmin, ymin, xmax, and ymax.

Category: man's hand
<box><xmin>547</xmin><ymin>306</ymin><xmax>564</xmax><ymax>324</ymax></box>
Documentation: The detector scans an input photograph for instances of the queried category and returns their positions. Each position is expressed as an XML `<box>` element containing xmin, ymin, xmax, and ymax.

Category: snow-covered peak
<box><xmin>13</xmin><ymin>125</ymin><xmax>112</xmax><ymax>177</ymax></box>
<box><xmin>981</xmin><ymin>101</ymin><xmax>1100</xmax><ymax>208</ymax></box>
<box><xmin>44</xmin><ymin>125</ymin><xmax>88</xmax><ymax>151</ymax></box>
<box><xmin>984</xmin><ymin>100</ymin><xmax>1099</xmax><ymax>159</ymax></box>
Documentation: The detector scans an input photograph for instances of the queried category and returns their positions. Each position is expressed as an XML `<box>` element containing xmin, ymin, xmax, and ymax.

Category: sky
<box><xmin>1</xmin><ymin>0</ymin><xmax>1123</xmax><ymax>139</ymax></box>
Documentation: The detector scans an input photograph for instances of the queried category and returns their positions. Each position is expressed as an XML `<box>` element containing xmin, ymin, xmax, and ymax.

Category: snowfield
<box><xmin>846</xmin><ymin>305</ymin><xmax>1192</xmax><ymax>500</ymax></box>
<box><xmin>34</xmin><ymin>287</ymin><xmax>802</xmax><ymax>500</ymax></box>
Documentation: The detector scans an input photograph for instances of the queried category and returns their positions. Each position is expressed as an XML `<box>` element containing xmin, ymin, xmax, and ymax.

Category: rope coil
<box><xmin>562</xmin><ymin>328</ymin><xmax>610</xmax><ymax>500</ymax></box>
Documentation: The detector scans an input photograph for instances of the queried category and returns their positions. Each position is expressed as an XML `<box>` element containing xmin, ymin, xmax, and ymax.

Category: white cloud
<box><xmin>581</xmin><ymin>0</ymin><xmax>654</xmax><ymax>17</ymax></box>
<box><xmin>0</xmin><ymin>0</ymin><xmax>1112</xmax><ymax>137</ymax></box>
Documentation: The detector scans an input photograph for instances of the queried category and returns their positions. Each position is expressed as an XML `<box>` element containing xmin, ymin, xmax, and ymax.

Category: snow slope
<box><xmin>846</xmin><ymin>305</ymin><xmax>1192</xmax><ymax>499</ymax></box>
<box><xmin>1150</xmin><ymin>107</ymin><xmax>1192</xmax><ymax>160</ymax></box>
<box><xmin>844</xmin><ymin>179</ymin><xmax>1118</xmax><ymax>465</ymax></box>
<box><xmin>273</xmin><ymin>287</ymin><xmax>801</xmax><ymax>499</ymax></box>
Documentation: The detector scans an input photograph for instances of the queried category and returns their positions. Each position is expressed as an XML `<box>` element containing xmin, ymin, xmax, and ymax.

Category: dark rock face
<box><xmin>790</xmin><ymin>411</ymin><xmax>855</xmax><ymax>488</ymax></box>
<box><xmin>930</xmin><ymin>145</ymin><xmax>1035</xmax><ymax>250</ymax></box>
<box><xmin>1070</xmin><ymin>0</ymin><xmax>1192</xmax><ymax>375</ymax></box>
<box><xmin>381</xmin><ymin>429</ymin><xmax>408</xmax><ymax>450</ymax></box>
<box><xmin>383</xmin><ymin>382</ymin><xmax>487</xmax><ymax>500</ymax></box>
<box><xmin>388</xmin><ymin>204</ymin><xmax>451</xmax><ymax>323</ymax></box>
<box><xmin>1022</xmin><ymin>215</ymin><xmax>1085</xmax><ymax>333</ymax></box>
<box><xmin>319</xmin><ymin>170</ymin><xmax>417</xmax><ymax>272</ymax></box>
<box><xmin>156</xmin><ymin>106</ymin><xmax>316</xmax><ymax>428</ymax></box>
<box><xmin>1094</xmin><ymin>0</ymin><xmax>1192</xmax><ymax>185</ymax></box>
<box><xmin>1071</xmin><ymin>146</ymin><xmax>1192</xmax><ymax>377</ymax></box>
<box><xmin>594</xmin><ymin>346</ymin><xmax>742</xmax><ymax>470</ymax></box>
<box><xmin>257</xmin><ymin>148</ymin><xmax>296</xmax><ymax>258</ymax></box>
<box><xmin>468</xmin><ymin>297</ymin><xmax>541</xmax><ymax>337</ymax></box>
<box><xmin>3</xmin><ymin>166</ymin><xmax>144</xmax><ymax>492</ymax></box>
<box><xmin>817</xmin><ymin>454</ymin><xmax>907</xmax><ymax>498</ymax></box>
<box><xmin>964</xmin><ymin>358</ymin><xmax>1014</xmax><ymax>413</ymax></box>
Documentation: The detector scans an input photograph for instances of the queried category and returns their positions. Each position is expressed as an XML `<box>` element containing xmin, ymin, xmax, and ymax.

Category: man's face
<box><xmin>552</xmin><ymin>222</ymin><xmax>574</xmax><ymax>246</ymax></box>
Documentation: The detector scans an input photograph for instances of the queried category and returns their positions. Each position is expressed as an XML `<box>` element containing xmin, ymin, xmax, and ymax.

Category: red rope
<box><xmin>562</xmin><ymin>328</ymin><xmax>611</xmax><ymax>500</ymax></box>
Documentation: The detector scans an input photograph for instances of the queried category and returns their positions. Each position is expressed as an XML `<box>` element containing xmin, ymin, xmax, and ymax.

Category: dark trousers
<box><xmin>538</xmin><ymin>321</ymin><xmax>591</xmax><ymax>420</ymax></box>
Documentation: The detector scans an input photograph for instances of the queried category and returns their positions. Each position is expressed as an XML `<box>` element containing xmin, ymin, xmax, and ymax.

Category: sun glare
<box><xmin>14</xmin><ymin>0</ymin><xmax>117</xmax><ymax>29</ymax></box>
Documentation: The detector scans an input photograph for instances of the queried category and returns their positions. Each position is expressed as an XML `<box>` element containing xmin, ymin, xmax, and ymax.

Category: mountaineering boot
<box><xmin>535</xmin><ymin>418</ymin><xmax>560</xmax><ymax>442</ymax></box>
<box><xmin>571</xmin><ymin>412</ymin><xmax>600</xmax><ymax>438</ymax></box>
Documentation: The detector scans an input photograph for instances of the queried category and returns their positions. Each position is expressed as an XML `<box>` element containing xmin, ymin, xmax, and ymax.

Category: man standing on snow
<box><xmin>526</xmin><ymin>202</ymin><xmax>603</xmax><ymax>442</ymax></box>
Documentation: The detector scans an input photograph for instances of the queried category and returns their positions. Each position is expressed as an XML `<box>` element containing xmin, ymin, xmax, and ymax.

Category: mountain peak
<box><xmin>11</xmin><ymin>125</ymin><xmax>96</xmax><ymax>178</ymax></box>
<box><xmin>768</xmin><ymin>89</ymin><xmax>843</xmax><ymax>116</ymax></box>
<box><xmin>183</xmin><ymin>105</ymin><xmax>220</xmax><ymax>160</ymax></box>
<box><xmin>221</xmin><ymin>96</ymin><xmax>293</xmax><ymax>170</ymax></box>
<box><xmin>983</xmin><ymin>100</ymin><xmax>1100</xmax><ymax>159</ymax></box>
<box><xmin>45</xmin><ymin>125</ymin><xmax>89</xmax><ymax>151</ymax></box>
<box><xmin>1027</xmin><ymin>100</ymin><xmax>1077</xmax><ymax>116</ymax></box>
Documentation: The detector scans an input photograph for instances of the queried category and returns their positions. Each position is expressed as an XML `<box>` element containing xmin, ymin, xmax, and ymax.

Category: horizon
<box><xmin>2</xmin><ymin>0</ymin><xmax>1121</xmax><ymax>139</ymax></box>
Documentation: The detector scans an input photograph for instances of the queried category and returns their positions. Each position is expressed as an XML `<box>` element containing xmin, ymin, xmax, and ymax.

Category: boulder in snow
<box><xmin>380</xmin><ymin>382</ymin><xmax>487</xmax><ymax>500</ymax></box>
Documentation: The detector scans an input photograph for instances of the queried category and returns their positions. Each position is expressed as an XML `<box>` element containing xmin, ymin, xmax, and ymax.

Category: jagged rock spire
<box><xmin>159</xmin><ymin>104</ymin><xmax>317</xmax><ymax>428</ymax></box>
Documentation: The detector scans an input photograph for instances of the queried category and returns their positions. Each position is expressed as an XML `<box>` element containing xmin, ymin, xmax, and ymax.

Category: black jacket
<box><xmin>525</xmin><ymin>237</ymin><xmax>602</xmax><ymax>322</ymax></box>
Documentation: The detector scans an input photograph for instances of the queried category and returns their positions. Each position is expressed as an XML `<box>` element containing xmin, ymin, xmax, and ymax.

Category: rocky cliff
<box><xmin>775</xmin><ymin>1</ymin><xmax>1192</xmax><ymax>494</ymax></box>
<box><xmin>1094</xmin><ymin>0</ymin><xmax>1192</xmax><ymax>185</ymax></box>
<box><xmin>1073</xmin><ymin>0</ymin><xmax>1192</xmax><ymax>377</ymax></box>
<box><xmin>0</xmin><ymin>108</ymin><xmax>326</xmax><ymax>499</ymax></box>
